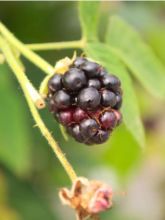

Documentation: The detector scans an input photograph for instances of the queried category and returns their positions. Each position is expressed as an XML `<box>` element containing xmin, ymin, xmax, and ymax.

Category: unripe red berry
<box><xmin>100</xmin><ymin>111</ymin><xmax>117</xmax><ymax>130</ymax></box>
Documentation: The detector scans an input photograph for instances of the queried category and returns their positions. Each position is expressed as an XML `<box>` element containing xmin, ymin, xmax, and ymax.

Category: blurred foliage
<box><xmin>0</xmin><ymin>1</ymin><xmax>165</xmax><ymax>220</ymax></box>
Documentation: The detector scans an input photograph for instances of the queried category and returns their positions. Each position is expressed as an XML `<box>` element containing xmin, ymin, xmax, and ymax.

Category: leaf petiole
<box><xmin>27</xmin><ymin>39</ymin><xmax>85</xmax><ymax>51</ymax></box>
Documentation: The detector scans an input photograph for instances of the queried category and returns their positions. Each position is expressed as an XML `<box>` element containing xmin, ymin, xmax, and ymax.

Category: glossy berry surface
<box><xmin>48</xmin><ymin>74</ymin><xmax>62</xmax><ymax>93</ymax></box>
<box><xmin>73</xmin><ymin>57</ymin><xmax>86</xmax><ymax>67</ymax></box>
<box><xmin>68</xmin><ymin>124</ymin><xmax>84</xmax><ymax>143</ymax></box>
<box><xmin>77</xmin><ymin>87</ymin><xmax>101</xmax><ymax>110</ymax></box>
<box><xmin>58</xmin><ymin>109</ymin><xmax>73</xmax><ymax>125</ymax></box>
<box><xmin>114</xmin><ymin>94</ymin><xmax>122</xmax><ymax>110</ymax></box>
<box><xmin>80</xmin><ymin>118</ymin><xmax>99</xmax><ymax>138</ymax></box>
<box><xmin>73</xmin><ymin>107</ymin><xmax>88</xmax><ymax>123</ymax></box>
<box><xmin>62</xmin><ymin>68</ymin><xmax>87</xmax><ymax>91</ymax></box>
<box><xmin>88</xmin><ymin>79</ymin><xmax>101</xmax><ymax>89</ymax></box>
<box><xmin>92</xmin><ymin>129</ymin><xmax>110</xmax><ymax>144</ymax></box>
<box><xmin>102</xmin><ymin>74</ymin><xmax>121</xmax><ymax>91</ymax></box>
<box><xmin>53</xmin><ymin>90</ymin><xmax>71</xmax><ymax>109</ymax></box>
<box><xmin>101</xmin><ymin>90</ymin><xmax>117</xmax><ymax>107</ymax></box>
<box><xmin>47</xmin><ymin>56</ymin><xmax>123</xmax><ymax>145</ymax></box>
<box><xmin>81</xmin><ymin>61</ymin><xmax>100</xmax><ymax>78</ymax></box>
<box><xmin>100</xmin><ymin>111</ymin><xmax>117</xmax><ymax>130</ymax></box>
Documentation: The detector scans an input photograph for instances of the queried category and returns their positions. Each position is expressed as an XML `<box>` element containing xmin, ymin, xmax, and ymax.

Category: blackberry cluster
<box><xmin>47</xmin><ymin>57</ymin><xmax>122</xmax><ymax>145</ymax></box>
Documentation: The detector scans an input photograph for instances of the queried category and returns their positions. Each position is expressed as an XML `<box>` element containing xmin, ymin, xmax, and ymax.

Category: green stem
<box><xmin>0</xmin><ymin>22</ymin><xmax>54</xmax><ymax>75</ymax></box>
<box><xmin>27</xmin><ymin>39</ymin><xmax>85</xmax><ymax>51</ymax></box>
<box><xmin>0</xmin><ymin>35</ymin><xmax>77</xmax><ymax>183</ymax></box>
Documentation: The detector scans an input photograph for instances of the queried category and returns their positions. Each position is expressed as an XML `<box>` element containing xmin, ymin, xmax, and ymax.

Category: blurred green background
<box><xmin>0</xmin><ymin>2</ymin><xmax>165</xmax><ymax>220</ymax></box>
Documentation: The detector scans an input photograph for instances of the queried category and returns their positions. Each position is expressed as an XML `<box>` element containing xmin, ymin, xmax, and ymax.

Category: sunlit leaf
<box><xmin>0</xmin><ymin>65</ymin><xmax>31</xmax><ymax>176</ymax></box>
<box><xmin>79</xmin><ymin>1</ymin><xmax>100</xmax><ymax>41</ymax></box>
<box><xmin>103</xmin><ymin>124</ymin><xmax>141</xmax><ymax>177</ymax></box>
<box><xmin>7</xmin><ymin>172</ymin><xmax>56</xmax><ymax>220</ymax></box>
<box><xmin>106</xmin><ymin>16</ymin><xmax>165</xmax><ymax>99</ymax></box>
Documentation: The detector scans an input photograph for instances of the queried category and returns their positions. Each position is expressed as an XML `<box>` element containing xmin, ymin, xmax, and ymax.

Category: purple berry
<box><xmin>100</xmin><ymin>111</ymin><xmax>117</xmax><ymax>130</ymax></box>
<box><xmin>102</xmin><ymin>74</ymin><xmax>121</xmax><ymax>91</ymax></box>
<box><xmin>98</xmin><ymin>68</ymin><xmax>108</xmax><ymax>78</ymax></box>
<box><xmin>101</xmin><ymin>90</ymin><xmax>117</xmax><ymax>107</ymax></box>
<box><xmin>80</xmin><ymin>118</ymin><xmax>99</xmax><ymax>138</ymax></box>
<box><xmin>62</xmin><ymin>68</ymin><xmax>87</xmax><ymax>91</ymax></box>
<box><xmin>77</xmin><ymin>87</ymin><xmax>101</xmax><ymax>110</ymax></box>
<box><xmin>48</xmin><ymin>97</ymin><xmax>58</xmax><ymax>113</ymax></box>
<box><xmin>53</xmin><ymin>90</ymin><xmax>71</xmax><ymax>109</ymax></box>
<box><xmin>73</xmin><ymin>57</ymin><xmax>87</xmax><ymax>67</ymax></box>
<box><xmin>92</xmin><ymin>130</ymin><xmax>110</xmax><ymax>144</ymax></box>
<box><xmin>114</xmin><ymin>110</ymin><xmax>122</xmax><ymax>126</ymax></box>
<box><xmin>68</xmin><ymin>124</ymin><xmax>85</xmax><ymax>143</ymax></box>
<box><xmin>81</xmin><ymin>61</ymin><xmax>100</xmax><ymax>78</ymax></box>
<box><xmin>73</xmin><ymin>107</ymin><xmax>88</xmax><ymax>123</ymax></box>
<box><xmin>114</xmin><ymin>94</ymin><xmax>122</xmax><ymax>110</ymax></box>
<box><xmin>88</xmin><ymin>79</ymin><xmax>101</xmax><ymax>90</ymax></box>
<box><xmin>48</xmin><ymin>74</ymin><xmax>62</xmax><ymax>93</ymax></box>
<box><xmin>58</xmin><ymin>109</ymin><xmax>73</xmax><ymax>125</ymax></box>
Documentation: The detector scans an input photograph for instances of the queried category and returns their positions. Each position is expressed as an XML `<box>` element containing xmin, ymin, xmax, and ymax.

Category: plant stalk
<box><xmin>27</xmin><ymin>39</ymin><xmax>85</xmax><ymax>51</ymax></box>
<box><xmin>0</xmin><ymin>35</ymin><xmax>77</xmax><ymax>182</ymax></box>
<box><xmin>0</xmin><ymin>21</ymin><xmax>54</xmax><ymax>75</ymax></box>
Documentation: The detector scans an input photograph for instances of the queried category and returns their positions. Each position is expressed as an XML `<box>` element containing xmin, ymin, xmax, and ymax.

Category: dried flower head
<box><xmin>59</xmin><ymin>177</ymin><xmax>113</xmax><ymax>220</ymax></box>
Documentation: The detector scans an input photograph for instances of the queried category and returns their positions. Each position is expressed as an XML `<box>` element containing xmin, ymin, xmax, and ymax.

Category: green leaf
<box><xmin>85</xmin><ymin>42</ymin><xmax>145</xmax><ymax>148</ymax></box>
<box><xmin>7</xmin><ymin>173</ymin><xmax>57</xmax><ymax>220</ymax></box>
<box><xmin>0</xmin><ymin>65</ymin><xmax>31</xmax><ymax>176</ymax></box>
<box><xmin>106</xmin><ymin>16</ymin><xmax>165</xmax><ymax>99</ymax></box>
<box><xmin>103</xmin><ymin>124</ymin><xmax>141</xmax><ymax>177</ymax></box>
<box><xmin>79</xmin><ymin>1</ymin><xmax>100</xmax><ymax>41</ymax></box>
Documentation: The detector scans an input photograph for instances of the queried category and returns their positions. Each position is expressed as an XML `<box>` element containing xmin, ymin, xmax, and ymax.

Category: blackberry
<box><xmin>88</xmin><ymin>79</ymin><xmax>101</xmax><ymax>90</ymax></box>
<box><xmin>48</xmin><ymin>74</ymin><xmax>62</xmax><ymax>94</ymax></box>
<box><xmin>73</xmin><ymin>107</ymin><xmax>88</xmax><ymax>123</ymax></box>
<box><xmin>98</xmin><ymin>68</ymin><xmax>108</xmax><ymax>78</ymax></box>
<box><xmin>73</xmin><ymin>57</ymin><xmax>87</xmax><ymax>67</ymax></box>
<box><xmin>92</xmin><ymin>130</ymin><xmax>110</xmax><ymax>144</ymax></box>
<box><xmin>80</xmin><ymin>118</ymin><xmax>99</xmax><ymax>139</ymax></box>
<box><xmin>114</xmin><ymin>94</ymin><xmax>122</xmax><ymax>110</ymax></box>
<box><xmin>77</xmin><ymin>87</ymin><xmax>101</xmax><ymax>110</ymax></box>
<box><xmin>53</xmin><ymin>90</ymin><xmax>71</xmax><ymax>109</ymax></box>
<box><xmin>101</xmin><ymin>90</ymin><xmax>117</xmax><ymax>107</ymax></box>
<box><xmin>48</xmin><ymin>98</ymin><xmax>57</xmax><ymax>113</ymax></box>
<box><xmin>58</xmin><ymin>109</ymin><xmax>73</xmax><ymax>125</ymax></box>
<box><xmin>100</xmin><ymin>111</ymin><xmax>117</xmax><ymax>130</ymax></box>
<box><xmin>47</xmin><ymin>56</ymin><xmax>123</xmax><ymax>145</ymax></box>
<box><xmin>102</xmin><ymin>74</ymin><xmax>121</xmax><ymax>91</ymax></box>
<box><xmin>62</xmin><ymin>68</ymin><xmax>87</xmax><ymax>91</ymax></box>
<box><xmin>81</xmin><ymin>60</ymin><xmax>100</xmax><ymax>78</ymax></box>
<box><xmin>68</xmin><ymin>124</ymin><xmax>84</xmax><ymax>143</ymax></box>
